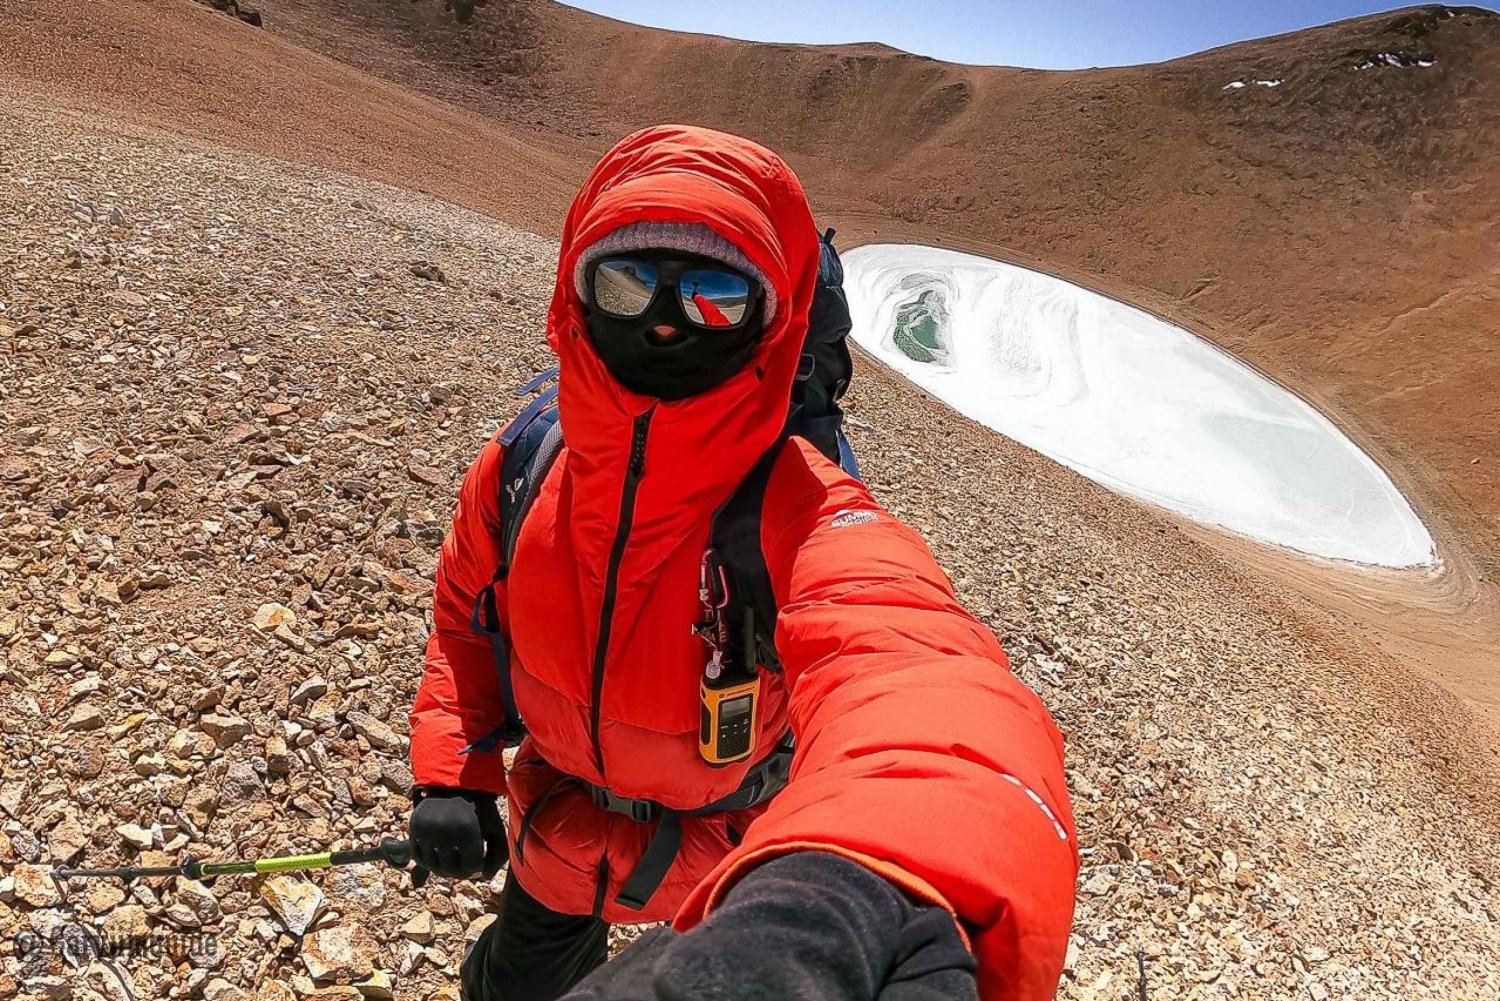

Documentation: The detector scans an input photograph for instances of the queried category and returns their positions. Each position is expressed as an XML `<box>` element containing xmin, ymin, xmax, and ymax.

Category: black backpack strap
<box><xmin>706</xmin><ymin>421</ymin><xmax>862</xmax><ymax>680</ymax></box>
<box><xmin>607</xmin><ymin>735</ymin><xmax>795</xmax><ymax>910</ymax></box>
<box><xmin>836</xmin><ymin>430</ymin><xmax>861</xmax><ymax>480</ymax></box>
<box><xmin>708</xmin><ymin>437</ymin><xmax>788</xmax><ymax>673</ymax></box>
<box><xmin>465</xmin><ymin>368</ymin><xmax>563</xmax><ymax>751</ymax></box>
<box><xmin>788</xmin><ymin>228</ymin><xmax>855</xmax><ymax>466</ymax></box>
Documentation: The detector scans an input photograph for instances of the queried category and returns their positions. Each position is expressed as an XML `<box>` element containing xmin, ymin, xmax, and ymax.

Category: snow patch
<box><xmin>1355</xmin><ymin>52</ymin><xmax>1435</xmax><ymax>70</ymax></box>
<box><xmin>1222</xmin><ymin>80</ymin><xmax>1247</xmax><ymax>89</ymax></box>
<box><xmin>1254</xmin><ymin>78</ymin><xmax>1282</xmax><ymax>87</ymax></box>
<box><xmin>843</xmin><ymin>244</ymin><xmax>1435</xmax><ymax>568</ymax></box>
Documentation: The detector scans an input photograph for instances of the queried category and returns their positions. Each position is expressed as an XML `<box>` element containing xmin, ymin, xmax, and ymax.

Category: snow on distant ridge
<box><xmin>1355</xmin><ymin>52</ymin><xmax>1436</xmax><ymax>69</ymax></box>
<box><xmin>843</xmin><ymin>244</ymin><xmax>1435</xmax><ymax>568</ymax></box>
<box><xmin>1222</xmin><ymin>78</ymin><xmax>1282</xmax><ymax>90</ymax></box>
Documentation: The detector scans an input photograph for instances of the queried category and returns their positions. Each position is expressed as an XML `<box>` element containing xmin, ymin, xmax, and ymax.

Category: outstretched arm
<box><xmin>674</xmin><ymin>441</ymin><xmax>1078</xmax><ymax>1001</ymax></box>
<box><xmin>566</xmin><ymin>852</ymin><xmax>977</xmax><ymax>1001</ymax></box>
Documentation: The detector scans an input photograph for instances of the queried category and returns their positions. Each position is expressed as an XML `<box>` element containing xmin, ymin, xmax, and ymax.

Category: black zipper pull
<box><xmin>628</xmin><ymin>413</ymin><xmax>650</xmax><ymax>478</ymax></box>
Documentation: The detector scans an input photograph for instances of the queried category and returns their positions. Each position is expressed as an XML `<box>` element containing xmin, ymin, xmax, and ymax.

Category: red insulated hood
<box><xmin>545</xmin><ymin>125</ymin><xmax>821</xmax><ymax>570</ymax></box>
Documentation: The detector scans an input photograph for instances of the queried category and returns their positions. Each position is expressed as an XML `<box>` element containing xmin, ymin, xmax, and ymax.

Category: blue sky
<box><xmin>558</xmin><ymin>1</ymin><xmax>1490</xmax><ymax>69</ymax></box>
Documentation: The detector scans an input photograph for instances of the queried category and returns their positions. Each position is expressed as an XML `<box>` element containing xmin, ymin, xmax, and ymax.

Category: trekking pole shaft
<box><xmin>54</xmin><ymin>865</ymin><xmax>183</xmax><ymax>879</ymax></box>
<box><xmin>55</xmin><ymin>839</ymin><xmax>417</xmax><ymax>881</ymax></box>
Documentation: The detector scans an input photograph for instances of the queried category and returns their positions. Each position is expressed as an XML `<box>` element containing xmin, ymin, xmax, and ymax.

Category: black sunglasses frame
<box><xmin>587</xmin><ymin>254</ymin><xmax>764</xmax><ymax>331</ymax></box>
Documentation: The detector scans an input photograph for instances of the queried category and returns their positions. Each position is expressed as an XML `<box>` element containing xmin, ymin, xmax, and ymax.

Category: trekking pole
<box><xmin>54</xmin><ymin>838</ymin><xmax>430</xmax><ymax>887</ymax></box>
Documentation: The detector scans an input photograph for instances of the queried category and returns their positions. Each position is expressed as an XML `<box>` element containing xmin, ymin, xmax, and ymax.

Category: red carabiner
<box><xmin>695</xmin><ymin>549</ymin><xmax>733</xmax><ymax>680</ymax></box>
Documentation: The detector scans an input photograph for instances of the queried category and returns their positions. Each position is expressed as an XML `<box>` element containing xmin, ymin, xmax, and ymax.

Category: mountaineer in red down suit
<box><xmin>407</xmin><ymin>124</ymin><xmax>1078</xmax><ymax>1001</ymax></box>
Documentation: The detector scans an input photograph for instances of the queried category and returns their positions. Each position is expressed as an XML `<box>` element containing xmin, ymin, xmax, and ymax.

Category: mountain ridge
<box><xmin>160</xmin><ymin>1</ymin><xmax>1500</xmax><ymax>566</ymax></box>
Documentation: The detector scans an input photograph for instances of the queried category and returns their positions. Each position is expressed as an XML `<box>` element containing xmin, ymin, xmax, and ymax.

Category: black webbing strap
<box><xmin>465</xmin><ymin>555</ymin><xmax>524</xmax><ymax>749</ymax></box>
<box><xmin>606</xmin><ymin>738</ymin><xmax>794</xmax><ymax>910</ymax></box>
<box><xmin>709</xmin><ymin>438</ymin><xmax>786</xmax><ymax>672</ymax></box>
<box><xmin>514</xmin><ymin>774</ymin><xmax>583</xmax><ymax>864</ymax></box>
<box><xmin>615</xmin><ymin>811</ymin><xmax>683</xmax><ymax>910</ymax></box>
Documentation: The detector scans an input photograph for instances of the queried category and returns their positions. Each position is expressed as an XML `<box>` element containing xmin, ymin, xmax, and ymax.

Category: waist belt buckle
<box><xmin>591</xmin><ymin>785</ymin><xmax>659</xmax><ymax>824</ymax></box>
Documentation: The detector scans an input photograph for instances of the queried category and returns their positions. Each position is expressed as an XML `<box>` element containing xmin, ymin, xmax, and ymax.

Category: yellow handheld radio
<box><xmin>700</xmin><ymin>672</ymin><xmax>760</xmax><ymax>766</ymax></box>
<box><xmin>696</xmin><ymin>551</ymin><xmax>761</xmax><ymax>767</ymax></box>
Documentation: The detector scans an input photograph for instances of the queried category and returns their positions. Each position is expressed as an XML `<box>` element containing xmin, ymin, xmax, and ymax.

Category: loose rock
<box><xmin>262</xmin><ymin>876</ymin><xmax>325</xmax><ymax>936</ymax></box>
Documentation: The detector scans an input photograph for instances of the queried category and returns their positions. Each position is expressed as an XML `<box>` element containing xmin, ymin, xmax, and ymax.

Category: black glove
<box><xmin>409</xmin><ymin>787</ymin><xmax>508</xmax><ymax>880</ymax></box>
<box><xmin>561</xmin><ymin>852</ymin><xmax>978</xmax><ymax>1001</ymax></box>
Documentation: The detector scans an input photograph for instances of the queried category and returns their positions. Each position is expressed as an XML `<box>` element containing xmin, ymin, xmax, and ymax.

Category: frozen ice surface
<box><xmin>844</xmin><ymin>244</ymin><xmax>1435</xmax><ymax>567</ymax></box>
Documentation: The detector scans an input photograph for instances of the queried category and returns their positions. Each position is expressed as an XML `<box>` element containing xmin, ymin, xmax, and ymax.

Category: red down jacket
<box><xmin>409</xmin><ymin>125</ymin><xmax>1078</xmax><ymax>1001</ymax></box>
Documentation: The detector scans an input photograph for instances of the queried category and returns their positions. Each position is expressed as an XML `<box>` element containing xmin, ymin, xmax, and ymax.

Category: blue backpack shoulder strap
<box><xmin>498</xmin><ymin>371</ymin><xmax>564</xmax><ymax>575</ymax></box>
<box><xmin>836</xmin><ymin>430</ymin><xmax>861</xmax><ymax>481</ymax></box>
<box><xmin>465</xmin><ymin>367</ymin><xmax>562</xmax><ymax>751</ymax></box>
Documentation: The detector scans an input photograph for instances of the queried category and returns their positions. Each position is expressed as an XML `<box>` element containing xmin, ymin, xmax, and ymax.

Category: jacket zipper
<box><xmin>588</xmin><ymin>410</ymin><xmax>652</xmax><ymax>777</ymax></box>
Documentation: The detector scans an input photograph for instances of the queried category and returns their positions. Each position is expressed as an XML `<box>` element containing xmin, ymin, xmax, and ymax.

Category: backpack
<box><xmin>469</xmin><ymin>228</ymin><xmax>860</xmax><ymax>747</ymax></box>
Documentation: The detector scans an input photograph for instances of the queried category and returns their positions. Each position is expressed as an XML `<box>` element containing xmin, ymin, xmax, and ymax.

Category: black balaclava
<box><xmin>573</xmin><ymin>221</ymin><xmax>778</xmax><ymax>402</ymax></box>
<box><xmin>583</xmin><ymin>250</ymin><xmax>766</xmax><ymax>401</ymax></box>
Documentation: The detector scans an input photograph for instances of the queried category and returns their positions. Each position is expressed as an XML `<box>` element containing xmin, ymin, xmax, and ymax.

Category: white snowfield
<box><xmin>843</xmin><ymin>244</ymin><xmax>1435</xmax><ymax>567</ymax></box>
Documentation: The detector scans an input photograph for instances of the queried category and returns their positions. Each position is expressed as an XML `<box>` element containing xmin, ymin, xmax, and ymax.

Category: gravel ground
<box><xmin>2</xmin><ymin>93</ymin><xmax>1498</xmax><ymax>1001</ymax></box>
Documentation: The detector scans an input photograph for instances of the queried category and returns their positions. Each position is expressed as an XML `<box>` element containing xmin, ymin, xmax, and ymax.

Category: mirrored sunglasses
<box><xmin>589</xmin><ymin>256</ymin><xmax>760</xmax><ymax>330</ymax></box>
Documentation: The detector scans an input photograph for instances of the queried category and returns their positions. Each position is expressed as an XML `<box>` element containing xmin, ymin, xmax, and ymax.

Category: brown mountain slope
<box><xmin>34</xmin><ymin>0</ymin><xmax>1492</xmax><ymax>731</ymax></box>
<box><xmin>2</xmin><ymin>92</ymin><xmax>1498</xmax><ymax>1000</ymax></box>
<box><xmin>5</xmin><ymin>2</ymin><xmax>1496</xmax><ymax>565</ymax></box>
<box><xmin>248</xmin><ymin>0</ymin><xmax>1500</xmax><ymax>565</ymax></box>
<box><xmin>3</xmin><ymin>0</ymin><xmax>1497</xmax><ymax>729</ymax></box>
<box><xmin>0</xmin><ymin>0</ymin><xmax>579</xmax><ymax>234</ymax></box>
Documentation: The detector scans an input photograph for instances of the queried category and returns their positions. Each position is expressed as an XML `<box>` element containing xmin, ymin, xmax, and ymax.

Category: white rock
<box><xmin>354</xmin><ymin>972</ymin><xmax>394</xmax><ymax>1001</ymax></box>
<box><xmin>46</xmin><ymin>813</ymin><xmax>88</xmax><ymax>862</ymax></box>
<box><xmin>14</xmin><ymin>863</ymin><xmax>62</xmax><ymax>907</ymax></box>
<box><xmin>346</xmin><ymin>711</ymin><xmax>401</xmax><ymax>752</ymax></box>
<box><xmin>116</xmin><ymin>824</ymin><xmax>155</xmax><ymax>850</ymax></box>
<box><xmin>291</xmin><ymin>677</ymin><xmax>329</xmax><ymax>706</ymax></box>
<box><xmin>102</xmin><ymin>904</ymin><xmax>151</xmax><ymax>940</ymax></box>
<box><xmin>261</xmin><ymin>876</ymin><xmax>325</xmax><ymax>936</ymax></box>
<box><xmin>200</xmin><ymin>714</ymin><xmax>251</xmax><ymax>748</ymax></box>
<box><xmin>176</xmin><ymin>878</ymin><xmax>222</xmax><ymax>923</ymax></box>
<box><xmin>302</xmin><ymin>924</ymin><xmax>379</xmax><ymax>982</ymax></box>
<box><xmin>400</xmin><ymin>911</ymin><xmax>434</xmax><ymax>944</ymax></box>
<box><xmin>63</xmin><ymin>705</ymin><xmax>104</xmax><ymax>732</ymax></box>
<box><xmin>253</xmin><ymin>602</ymin><xmax>297</xmax><ymax>631</ymax></box>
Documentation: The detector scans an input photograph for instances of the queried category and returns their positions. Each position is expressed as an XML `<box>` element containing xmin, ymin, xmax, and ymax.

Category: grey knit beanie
<box><xmin>572</xmin><ymin>221</ymin><xmax>778</xmax><ymax>323</ymax></box>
